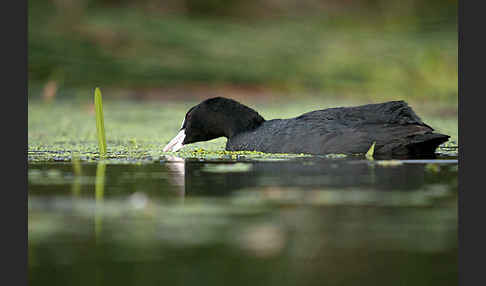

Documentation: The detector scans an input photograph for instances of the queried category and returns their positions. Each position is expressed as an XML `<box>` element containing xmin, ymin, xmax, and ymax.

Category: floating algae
<box><xmin>375</xmin><ymin>160</ymin><xmax>404</xmax><ymax>167</ymax></box>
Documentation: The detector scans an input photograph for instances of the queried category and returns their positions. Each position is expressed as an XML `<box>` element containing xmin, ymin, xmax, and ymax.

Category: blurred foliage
<box><xmin>28</xmin><ymin>0</ymin><xmax>457</xmax><ymax>102</ymax></box>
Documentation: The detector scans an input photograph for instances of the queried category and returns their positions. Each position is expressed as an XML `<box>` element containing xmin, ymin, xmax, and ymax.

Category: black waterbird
<box><xmin>163</xmin><ymin>97</ymin><xmax>449</xmax><ymax>158</ymax></box>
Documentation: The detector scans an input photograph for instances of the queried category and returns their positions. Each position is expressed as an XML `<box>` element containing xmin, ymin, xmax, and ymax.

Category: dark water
<box><xmin>28</xmin><ymin>156</ymin><xmax>458</xmax><ymax>286</ymax></box>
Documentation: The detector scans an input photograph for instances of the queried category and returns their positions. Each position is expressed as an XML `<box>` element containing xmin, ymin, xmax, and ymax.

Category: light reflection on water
<box><xmin>28</xmin><ymin>156</ymin><xmax>457</xmax><ymax>286</ymax></box>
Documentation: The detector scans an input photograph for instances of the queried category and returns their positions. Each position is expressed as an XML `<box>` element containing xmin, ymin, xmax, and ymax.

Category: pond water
<box><xmin>28</xmin><ymin>155</ymin><xmax>457</xmax><ymax>286</ymax></box>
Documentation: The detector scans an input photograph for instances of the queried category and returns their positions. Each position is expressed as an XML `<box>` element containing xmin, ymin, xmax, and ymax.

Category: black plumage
<box><xmin>169</xmin><ymin>97</ymin><xmax>449</xmax><ymax>157</ymax></box>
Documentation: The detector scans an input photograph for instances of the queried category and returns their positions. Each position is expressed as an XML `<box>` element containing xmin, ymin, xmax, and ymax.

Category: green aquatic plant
<box><xmin>324</xmin><ymin>153</ymin><xmax>348</xmax><ymax>159</ymax></box>
<box><xmin>94</xmin><ymin>87</ymin><xmax>107</xmax><ymax>158</ymax></box>
<box><xmin>366</xmin><ymin>142</ymin><xmax>376</xmax><ymax>160</ymax></box>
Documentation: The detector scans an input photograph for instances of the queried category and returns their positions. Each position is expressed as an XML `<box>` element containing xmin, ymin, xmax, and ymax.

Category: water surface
<box><xmin>29</xmin><ymin>155</ymin><xmax>457</xmax><ymax>286</ymax></box>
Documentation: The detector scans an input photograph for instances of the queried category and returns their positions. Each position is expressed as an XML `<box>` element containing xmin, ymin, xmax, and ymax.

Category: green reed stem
<box><xmin>94</xmin><ymin>87</ymin><xmax>107</xmax><ymax>158</ymax></box>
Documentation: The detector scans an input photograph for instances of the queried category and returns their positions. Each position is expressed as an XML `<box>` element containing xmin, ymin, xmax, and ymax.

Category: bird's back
<box><xmin>226</xmin><ymin>101</ymin><xmax>449</xmax><ymax>157</ymax></box>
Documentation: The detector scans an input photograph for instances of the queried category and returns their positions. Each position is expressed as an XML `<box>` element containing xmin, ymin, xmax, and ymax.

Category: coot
<box><xmin>163</xmin><ymin>97</ymin><xmax>449</xmax><ymax>157</ymax></box>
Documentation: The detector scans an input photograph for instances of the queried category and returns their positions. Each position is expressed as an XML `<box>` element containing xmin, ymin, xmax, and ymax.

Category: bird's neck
<box><xmin>222</xmin><ymin>108</ymin><xmax>265</xmax><ymax>138</ymax></box>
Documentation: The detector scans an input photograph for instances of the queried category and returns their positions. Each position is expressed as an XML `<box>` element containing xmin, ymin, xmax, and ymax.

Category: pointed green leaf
<box><xmin>366</xmin><ymin>142</ymin><xmax>376</xmax><ymax>160</ymax></box>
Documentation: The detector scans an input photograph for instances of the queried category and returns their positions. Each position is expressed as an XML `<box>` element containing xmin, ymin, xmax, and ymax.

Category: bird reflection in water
<box><xmin>165</xmin><ymin>156</ymin><xmax>186</xmax><ymax>199</ymax></box>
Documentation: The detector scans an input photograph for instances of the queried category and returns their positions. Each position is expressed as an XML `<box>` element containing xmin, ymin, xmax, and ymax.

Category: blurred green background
<box><xmin>28</xmin><ymin>0</ymin><xmax>457</xmax><ymax>107</ymax></box>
